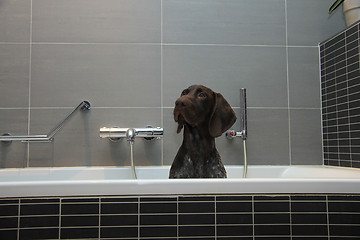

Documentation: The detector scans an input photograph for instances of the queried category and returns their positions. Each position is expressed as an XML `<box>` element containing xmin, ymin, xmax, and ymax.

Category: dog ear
<box><xmin>209</xmin><ymin>93</ymin><xmax>237</xmax><ymax>138</ymax></box>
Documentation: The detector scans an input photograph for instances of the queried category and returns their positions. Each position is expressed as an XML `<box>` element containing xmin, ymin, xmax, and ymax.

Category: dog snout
<box><xmin>175</xmin><ymin>98</ymin><xmax>187</xmax><ymax>108</ymax></box>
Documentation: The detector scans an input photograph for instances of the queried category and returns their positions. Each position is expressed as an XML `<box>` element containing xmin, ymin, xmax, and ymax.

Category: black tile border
<box><xmin>0</xmin><ymin>194</ymin><xmax>359</xmax><ymax>239</ymax></box>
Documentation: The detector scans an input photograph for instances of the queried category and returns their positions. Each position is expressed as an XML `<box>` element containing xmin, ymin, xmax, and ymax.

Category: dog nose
<box><xmin>175</xmin><ymin>98</ymin><xmax>186</xmax><ymax>108</ymax></box>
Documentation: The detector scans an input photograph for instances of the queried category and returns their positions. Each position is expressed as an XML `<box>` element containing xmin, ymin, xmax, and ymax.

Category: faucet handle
<box><xmin>226</xmin><ymin>130</ymin><xmax>237</xmax><ymax>139</ymax></box>
<box><xmin>126</xmin><ymin>128</ymin><xmax>136</xmax><ymax>142</ymax></box>
<box><xmin>226</xmin><ymin>129</ymin><xmax>246</xmax><ymax>140</ymax></box>
<box><xmin>140</xmin><ymin>125</ymin><xmax>164</xmax><ymax>141</ymax></box>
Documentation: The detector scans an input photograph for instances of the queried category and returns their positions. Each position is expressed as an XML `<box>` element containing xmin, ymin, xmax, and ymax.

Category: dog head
<box><xmin>174</xmin><ymin>85</ymin><xmax>237</xmax><ymax>137</ymax></box>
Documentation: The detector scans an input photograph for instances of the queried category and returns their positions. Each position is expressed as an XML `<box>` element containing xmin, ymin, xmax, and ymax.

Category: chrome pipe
<box><xmin>99</xmin><ymin>127</ymin><xmax>163</xmax><ymax>140</ymax></box>
<box><xmin>243</xmin><ymin>140</ymin><xmax>248</xmax><ymax>178</ymax></box>
<box><xmin>129</xmin><ymin>140</ymin><xmax>137</xmax><ymax>179</ymax></box>
<box><xmin>240</xmin><ymin>88</ymin><xmax>247</xmax><ymax>140</ymax></box>
<box><xmin>99</xmin><ymin>127</ymin><xmax>129</xmax><ymax>139</ymax></box>
<box><xmin>47</xmin><ymin>101</ymin><xmax>90</xmax><ymax>139</ymax></box>
<box><xmin>0</xmin><ymin>101</ymin><xmax>90</xmax><ymax>143</ymax></box>
<box><xmin>0</xmin><ymin>135</ymin><xmax>50</xmax><ymax>142</ymax></box>
<box><xmin>134</xmin><ymin>127</ymin><xmax>164</xmax><ymax>138</ymax></box>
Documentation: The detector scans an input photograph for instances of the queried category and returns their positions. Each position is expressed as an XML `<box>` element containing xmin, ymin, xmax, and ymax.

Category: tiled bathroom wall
<box><xmin>0</xmin><ymin>0</ymin><xmax>347</xmax><ymax>168</ymax></box>
<box><xmin>320</xmin><ymin>21</ymin><xmax>360</xmax><ymax>168</ymax></box>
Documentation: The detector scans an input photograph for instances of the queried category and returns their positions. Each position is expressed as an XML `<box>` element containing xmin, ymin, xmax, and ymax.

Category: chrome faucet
<box><xmin>99</xmin><ymin>126</ymin><xmax>163</xmax><ymax>140</ymax></box>
<box><xmin>226</xmin><ymin>88</ymin><xmax>248</xmax><ymax>178</ymax></box>
<box><xmin>99</xmin><ymin>126</ymin><xmax>163</xmax><ymax>179</ymax></box>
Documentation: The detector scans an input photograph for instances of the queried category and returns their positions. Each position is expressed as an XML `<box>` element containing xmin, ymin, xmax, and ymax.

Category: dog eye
<box><xmin>198</xmin><ymin>92</ymin><xmax>207</xmax><ymax>98</ymax></box>
<box><xmin>181</xmin><ymin>90</ymin><xmax>189</xmax><ymax>96</ymax></box>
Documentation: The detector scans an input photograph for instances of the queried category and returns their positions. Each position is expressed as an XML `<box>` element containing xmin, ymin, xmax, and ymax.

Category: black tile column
<box><xmin>320</xmin><ymin>21</ymin><xmax>360</xmax><ymax>168</ymax></box>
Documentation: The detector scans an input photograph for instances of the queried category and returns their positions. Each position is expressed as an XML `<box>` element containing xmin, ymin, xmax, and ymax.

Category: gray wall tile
<box><xmin>32</xmin><ymin>0</ymin><xmax>161</xmax><ymax>43</ymax></box>
<box><xmin>246</xmin><ymin>109</ymin><xmax>290</xmax><ymax>165</ymax></box>
<box><xmin>287</xmin><ymin>0</ymin><xmax>346</xmax><ymax>46</ymax></box>
<box><xmin>31</xmin><ymin>44</ymin><xmax>161</xmax><ymax>108</ymax></box>
<box><xmin>163</xmin><ymin>0</ymin><xmax>286</xmax><ymax>45</ymax></box>
<box><xmin>163</xmin><ymin>108</ymin><xmax>181</xmax><ymax>166</ymax></box>
<box><xmin>290</xmin><ymin>109</ymin><xmax>322</xmax><ymax>165</ymax></box>
<box><xmin>163</xmin><ymin>45</ymin><xmax>287</xmax><ymax>108</ymax></box>
<box><xmin>0</xmin><ymin>109</ymin><xmax>28</xmax><ymax>168</ymax></box>
<box><xmin>0</xmin><ymin>0</ymin><xmax>30</xmax><ymax>42</ymax></box>
<box><xmin>0</xmin><ymin>44</ymin><xmax>30</xmax><ymax>108</ymax></box>
<box><xmin>288</xmin><ymin>47</ymin><xmax>321</xmax><ymax>108</ymax></box>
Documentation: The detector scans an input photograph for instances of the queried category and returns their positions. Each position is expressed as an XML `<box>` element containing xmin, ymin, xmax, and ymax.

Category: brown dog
<box><xmin>169</xmin><ymin>85</ymin><xmax>237</xmax><ymax>178</ymax></box>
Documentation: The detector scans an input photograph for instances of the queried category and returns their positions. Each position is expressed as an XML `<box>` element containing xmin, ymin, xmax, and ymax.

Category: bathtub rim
<box><xmin>1</xmin><ymin>165</ymin><xmax>360</xmax><ymax>198</ymax></box>
<box><xmin>1</xmin><ymin>178</ymin><xmax>360</xmax><ymax>198</ymax></box>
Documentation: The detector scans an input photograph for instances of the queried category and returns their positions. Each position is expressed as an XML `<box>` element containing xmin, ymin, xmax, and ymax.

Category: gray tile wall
<box><xmin>0</xmin><ymin>0</ymin><xmax>346</xmax><ymax>168</ymax></box>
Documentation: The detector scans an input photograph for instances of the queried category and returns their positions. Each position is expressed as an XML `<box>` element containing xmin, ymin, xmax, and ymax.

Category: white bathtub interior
<box><xmin>0</xmin><ymin>165</ymin><xmax>359</xmax><ymax>182</ymax></box>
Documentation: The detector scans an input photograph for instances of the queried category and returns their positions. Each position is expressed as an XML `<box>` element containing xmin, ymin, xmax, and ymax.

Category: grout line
<box><xmin>0</xmin><ymin>107</ymin><xmax>29</xmax><ymax>110</ymax></box>
<box><xmin>99</xmin><ymin>198</ymin><xmax>101</xmax><ymax>240</ymax></box>
<box><xmin>284</xmin><ymin>0</ymin><xmax>292</xmax><ymax>166</ymax></box>
<box><xmin>176</xmin><ymin>196</ymin><xmax>179</xmax><ymax>240</ymax></box>
<box><xmin>326</xmin><ymin>195</ymin><xmax>330</xmax><ymax>240</ymax></box>
<box><xmin>17</xmin><ymin>199</ymin><xmax>20</xmax><ymax>240</ymax></box>
<box><xmin>0</xmin><ymin>41</ymin><xmax>320</xmax><ymax>49</ymax></box>
<box><xmin>252</xmin><ymin>196</ymin><xmax>255</xmax><ymax>240</ymax></box>
<box><xmin>160</xmin><ymin>0</ymin><xmax>164</xmax><ymax>166</ymax></box>
<box><xmin>289</xmin><ymin>195</ymin><xmax>292</xmax><ymax>240</ymax></box>
<box><xmin>0</xmin><ymin>106</ymin><xmax>318</xmax><ymax>110</ymax></box>
<box><xmin>319</xmin><ymin>44</ymin><xmax>325</xmax><ymax>166</ymax></box>
<box><xmin>26</xmin><ymin>0</ymin><xmax>33</xmax><ymax>168</ymax></box>
<box><xmin>214</xmin><ymin>196</ymin><xmax>217</xmax><ymax>239</ymax></box>
<box><xmin>59</xmin><ymin>199</ymin><xmax>62</xmax><ymax>240</ymax></box>
<box><xmin>138</xmin><ymin>197</ymin><xmax>140</xmax><ymax>240</ymax></box>
<box><xmin>0</xmin><ymin>42</ymin><xmax>30</xmax><ymax>44</ymax></box>
<box><xmin>345</xmin><ymin>35</ymin><xmax>353</xmax><ymax>168</ymax></box>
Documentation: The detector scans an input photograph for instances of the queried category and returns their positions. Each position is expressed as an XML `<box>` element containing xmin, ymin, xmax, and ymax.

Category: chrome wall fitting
<box><xmin>100</xmin><ymin>126</ymin><xmax>163</xmax><ymax>141</ymax></box>
<box><xmin>226</xmin><ymin>88</ymin><xmax>247</xmax><ymax>140</ymax></box>
<box><xmin>1</xmin><ymin>133</ymin><xmax>12</xmax><ymax>146</ymax></box>
<box><xmin>225</xmin><ymin>88</ymin><xmax>248</xmax><ymax>178</ymax></box>
<box><xmin>99</xmin><ymin>125</ymin><xmax>163</xmax><ymax>179</ymax></box>
<box><xmin>0</xmin><ymin>101</ymin><xmax>91</xmax><ymax>144</ymax></box>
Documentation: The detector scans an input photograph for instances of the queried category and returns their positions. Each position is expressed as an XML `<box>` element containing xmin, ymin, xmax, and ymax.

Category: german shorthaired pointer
<box><xmin>169</xmin><ymin>85</ymin><xmax>237</xmax><ymax>178</ymax></box>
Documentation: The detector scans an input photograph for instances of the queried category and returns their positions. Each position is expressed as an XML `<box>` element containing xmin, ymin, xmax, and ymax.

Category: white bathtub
<box><xmin>0</xmin><ymin>165</ymin><xmax>360</xmax><ymax>198</ymax></box>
